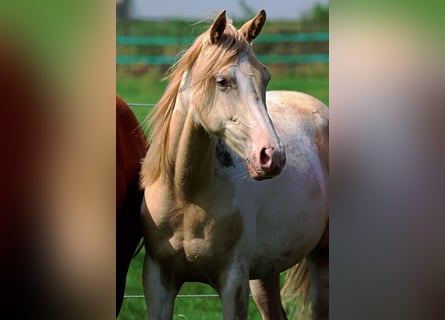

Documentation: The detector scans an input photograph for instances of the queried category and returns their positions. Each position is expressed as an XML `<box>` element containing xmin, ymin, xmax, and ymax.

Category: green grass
<box><xmin>268</xmin><ymin>73</ymin><xmax>329</xmax><ymax>106</ymax></box>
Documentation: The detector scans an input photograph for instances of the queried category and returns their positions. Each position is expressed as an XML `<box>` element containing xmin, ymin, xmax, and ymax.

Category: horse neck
<box><xmin>168</xmin><ymin>99</ymin><xmax>216</xmax><ymax>202</ymax></box>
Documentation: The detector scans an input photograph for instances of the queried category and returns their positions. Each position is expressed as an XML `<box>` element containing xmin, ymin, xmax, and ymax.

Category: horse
<box><xmin>140</xmin><ymin>10</ymin><xmax>329</xmax><ymax>320</ymax></box>
<box><xmin>116</xmin><ymin>95</ymin><xmax>148</xmax><ymax>316</ymax></box>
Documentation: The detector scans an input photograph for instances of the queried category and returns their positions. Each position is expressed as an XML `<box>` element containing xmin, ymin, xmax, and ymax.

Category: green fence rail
<box><xmin>117</xmin><ymin>32</ymin><xmax>328</xmax><ymax>65</ymax></box>
<box><xmin>116</xmin><ymin>54</ymin><xmax>328</xmax><ymax>65</ymax></box>
<box><xmin>116</xmin><ymin>32</ymin><xmax>328</xmax><ymax>46</ymax></box>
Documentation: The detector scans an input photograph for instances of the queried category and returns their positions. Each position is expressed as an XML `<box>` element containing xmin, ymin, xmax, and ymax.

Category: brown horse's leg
<box><xmin>116</xmin><ymin>186</ymin><xmax>144</xmax><ymax>316</ymax></box>
<box><xmin>307</xmin><ymin>221</ymin><xmax>329</xmax><ymax>320</ymax></box>
<box><xmin>250</xmin><ymin>274</ymin><xmax>288</xmax><ymax>320</ymax></box>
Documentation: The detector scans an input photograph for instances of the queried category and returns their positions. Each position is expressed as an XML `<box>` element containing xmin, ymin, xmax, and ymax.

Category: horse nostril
<box><xmin>260</xmin><ymin>147</ymin><xmax>272</xmax><ymax>167</ymax></box>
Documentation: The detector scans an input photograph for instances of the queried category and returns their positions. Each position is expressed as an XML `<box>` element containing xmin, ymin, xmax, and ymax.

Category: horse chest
<box><xmin>146</xmin><ymin>194</ymin><xmax>244</xmax><ymax>268</ymax></box>
<box><xmin>181</xmin><ymin>204</ymin><xmax>244</xmax><ymax>261</ymax></box>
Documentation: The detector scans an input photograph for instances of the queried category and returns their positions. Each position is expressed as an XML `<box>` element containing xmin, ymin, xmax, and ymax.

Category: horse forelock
<box><xmin>141</xmin><ymin>19</ymin><xmax>252</xmax><ymax>186</ymax></box>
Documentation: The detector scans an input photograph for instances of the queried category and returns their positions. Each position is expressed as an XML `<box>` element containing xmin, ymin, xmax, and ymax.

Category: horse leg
<box><xmin>116</xmin><ymin>215</ymin><xmax>142</xmax><ymax>315</ymax></box>
<box><xmin>307</xmin><ymin>222</ymin><xmax>329</xmax><ymax>320</ymax></box>
<box><xmin>250</xmin><ymin>274</ymin><xmax>288</xmax><ymax>320</ymax></box>
<box><xmin>116</xmin><ymin>189</ymin><xmax>144</xmax><ymax>315</ymax></box>
<box><xmin>143</xmin><ymin>253</ymin><xmax>180</xmax><ymax>320</ymax></box>
<box><xmin>218</xmin><ymin>259</ymin><xmax>250</xmax><ymax>320</ymax></box>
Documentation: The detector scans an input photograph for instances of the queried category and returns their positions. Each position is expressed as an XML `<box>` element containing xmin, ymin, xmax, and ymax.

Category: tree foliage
<box><xmin>301</xmin><ymin>3</ymin><xmax>328</xmax><ymax>28</ymax></box>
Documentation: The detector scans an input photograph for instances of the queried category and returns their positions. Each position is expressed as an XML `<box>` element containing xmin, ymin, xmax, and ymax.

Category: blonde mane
<box><xmin>141</xmin><ymin>18</ymin><xmax>252</xmax><ymax>186</ymax></box>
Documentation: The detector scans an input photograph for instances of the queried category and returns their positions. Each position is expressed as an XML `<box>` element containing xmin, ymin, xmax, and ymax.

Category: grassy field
<box><xmin>117</xmin><ymin>14</ymin><xmax>327</xmax><ymax>319</ymax></box>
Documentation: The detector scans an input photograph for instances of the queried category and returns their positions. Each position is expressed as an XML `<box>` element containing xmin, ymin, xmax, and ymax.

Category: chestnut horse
<box><xmin>116</xmin><ymin>95</ymin><xmax>148</xmax><ymax>316</ymax></box>
<box><xmin>140</xmin><ymin>11</ymin><xmax>328</xmax><ymax>320</ymax></box>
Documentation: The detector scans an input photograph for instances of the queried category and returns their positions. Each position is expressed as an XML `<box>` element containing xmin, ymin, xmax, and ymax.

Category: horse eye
<box><xmin>216</xmin><ymin>77</ymin><xmax>230</xmax><ymax>88</ymax></box>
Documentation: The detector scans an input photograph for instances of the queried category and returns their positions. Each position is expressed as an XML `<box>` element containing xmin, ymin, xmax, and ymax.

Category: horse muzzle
<box><xmin>247</xmin><ymin>144</ymin><xmax>286</xmax><ymax>180</ymax></box>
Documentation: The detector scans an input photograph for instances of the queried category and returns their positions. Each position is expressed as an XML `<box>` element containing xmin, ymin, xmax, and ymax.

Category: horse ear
<box><xmin>210</xmin><ymin>10</ymin><xmax>227</xmax><ymax>44</ymax></box>
<box><xmin>239</xmin><ymin>9</ymin><xmax>266</xmax><ymax>43</ymax></box>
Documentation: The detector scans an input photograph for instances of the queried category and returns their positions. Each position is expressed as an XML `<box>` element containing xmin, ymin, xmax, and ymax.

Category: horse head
<box><xmin>179</xmin><ymin>10</ymin><xmax>286</xmax><ymax>180</ymax></box>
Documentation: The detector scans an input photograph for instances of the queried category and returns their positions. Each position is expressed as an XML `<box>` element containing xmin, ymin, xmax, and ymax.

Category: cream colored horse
<box><xmin>140</xmin><ymin>10</ymin><xmax>328</xmax><ymax>320</ymax></box>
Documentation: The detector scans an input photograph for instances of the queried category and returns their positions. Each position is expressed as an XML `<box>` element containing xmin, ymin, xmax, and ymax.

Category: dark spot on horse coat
<box><xmin>216</xmin><ymin>139</ymin><xmax>234</xmax><ymax>168</ymax></box>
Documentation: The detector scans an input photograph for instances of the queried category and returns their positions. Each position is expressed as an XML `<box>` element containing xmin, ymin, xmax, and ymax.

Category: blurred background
<box><xmin>116</xmin><ymin>1</ymin><xmax>328</xmax><ymax>319</ymax></box>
